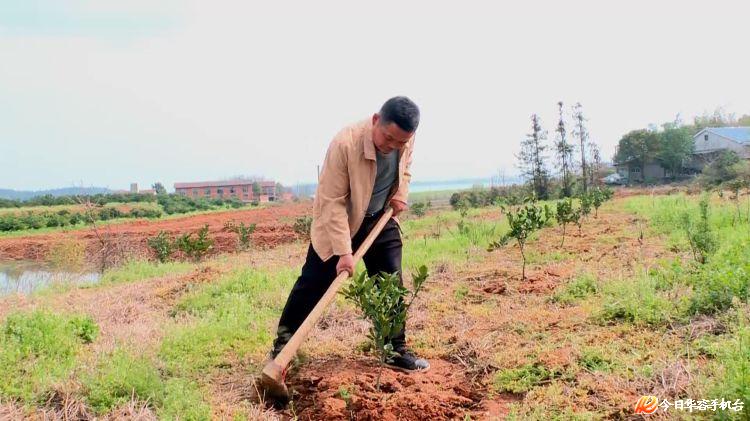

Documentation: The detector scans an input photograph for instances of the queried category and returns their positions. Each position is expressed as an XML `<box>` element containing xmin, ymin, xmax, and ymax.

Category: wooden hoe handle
<box><xmin>267</xmin><ymin>207</ymin><xmax>394</xmax><ymax>371</ymax></box>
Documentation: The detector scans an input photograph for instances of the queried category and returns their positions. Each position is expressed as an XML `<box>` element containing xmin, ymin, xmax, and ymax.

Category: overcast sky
<box><xmin>1</xmin><ymin>0</ymin><xmax>749</xmax><ymax>192</ymax></box>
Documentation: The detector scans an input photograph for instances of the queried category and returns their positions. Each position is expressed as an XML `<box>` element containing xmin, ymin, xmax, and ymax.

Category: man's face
<box><xmin>371</xmin><ymin>113</ymin><xmax>413</xmax><ymax>154</ymax></box>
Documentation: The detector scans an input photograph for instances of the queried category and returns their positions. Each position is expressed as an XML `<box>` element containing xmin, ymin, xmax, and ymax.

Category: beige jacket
<box><xmin>311</xmin><ymin>118</ymin><xmax>414</xmax><ymax>262</ymax></box>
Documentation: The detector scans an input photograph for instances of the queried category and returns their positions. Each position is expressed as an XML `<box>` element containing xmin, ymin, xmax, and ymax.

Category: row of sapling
<box><xmin>147</xmin><ymin>224</ymin><xmax>215</xmax><ymax>263</ymax></box>
<box><xmin>223</xmin><ymin>220</ymin><xmax>256</xmax><ymax>251</ymax></box>
<box><xmin>489</xmin><ymin>189</ymin><xmax>614</xmax><ymax>280</ymax></box>
<box><xmin>341</xmin><ymin>265</ymin><xmax>429</xmax><ymax>390</ymax></box>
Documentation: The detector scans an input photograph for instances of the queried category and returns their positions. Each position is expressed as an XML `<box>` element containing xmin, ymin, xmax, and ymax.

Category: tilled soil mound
<box><xmin>285</xmin><ymin>358</ymin><xmax>486</xmax><ymax>420</ymax></box>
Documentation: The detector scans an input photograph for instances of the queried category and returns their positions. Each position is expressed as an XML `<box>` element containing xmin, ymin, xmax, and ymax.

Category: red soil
<box><xmin>0</xmin><ymin>202</ymin><xmax>313</xmax><ymax>262</ymax></box>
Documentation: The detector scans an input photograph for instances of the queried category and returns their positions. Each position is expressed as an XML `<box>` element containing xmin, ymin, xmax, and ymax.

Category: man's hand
<box><xmin>389</xmin><ymin>199</ymin><xmax>408</xmax><ymax>217</ymax></box>
<box><xmin>336</xmin><ymin>253</ymin><xmax>355</xmax><ymax>277</ymax></box>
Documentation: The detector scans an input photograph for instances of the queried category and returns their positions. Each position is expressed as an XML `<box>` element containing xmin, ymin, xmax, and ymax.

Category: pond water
<box><xmin>0</xmin><ymin>261</ymin><xmax>100</xmax><ymax>296</ymax></box>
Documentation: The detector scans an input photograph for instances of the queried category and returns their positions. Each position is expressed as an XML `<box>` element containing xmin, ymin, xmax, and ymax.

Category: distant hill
<box><xmin>0</xmin><ymin>187</ymin><xmax>113</xmax><ymax>201</ymax></box>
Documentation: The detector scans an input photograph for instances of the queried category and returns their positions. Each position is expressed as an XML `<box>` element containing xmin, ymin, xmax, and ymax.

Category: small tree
<box><xmin>555</xmin><ymin>101</ymin><xmax>575</xmax><ymax>198</ymax></box>
<box><xmin>341</xmin><ymin>266</ymin><xmax>429</xmax><ymax>390</ymax></box>
<box><xmin>681</xmin><ymin>196</ymin><xmax>717</xmax><ymax>264</ymax></box>
<box><xmin>572</xmin><ymin>103</ymin><xmax>589</xmax><ymax>193</ymax></box>
<box><xmin>152</xmin><ymin>182</ymin><xmax>167</xmax><ymax>195</ymax></box>
<box><xmin>489</xmin><ymin>201</ymin><xmax>551</xmax><ymax>280</ymax></box>
<box><xmin>411</xmin><ymin>201</ymin><xmax>430</xmax><ymax>217</ymax></box>
<box><xmin>224</xmin><ymin>220</ymin><xmax>256</xmax><ymax>251</ymax></box>
<box><xmin>579</xmin><ymin>192</ymin><xmax>593</xmax><ymax>219</ymax></box>
<box><xmin>517</xmin><ymin>114</ymin><xmax>551</xmax><ymax>199</ymax></box>
<box><xmin>590</xmin><ymin>188</ymin><xmax>606</xmax><ymax>218</ymax></box>
<box><xmin>147</xmin><ymin>231</ymin><xmax>174</xmax><ymax>263</ymax></box>
<box><xmin>176</xmin><ymin>224</ymin><xmax>214</xmax><ymax>262</ymax></box>
<box><xmin>555</xmin><ymin>198</ymin><xmax>580</xmax><ymax>247</ymax></box>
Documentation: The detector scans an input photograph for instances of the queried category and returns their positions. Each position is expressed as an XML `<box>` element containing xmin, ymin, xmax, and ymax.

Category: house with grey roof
<box><xmin>614</xmin><ymin>127</ymin><xmax>750</xmax><ymax>183</ymax></box>
<box><xmin>693</xmin><ymin>127</ymin><xmax>750</xmax><ymax>158</ymax></box>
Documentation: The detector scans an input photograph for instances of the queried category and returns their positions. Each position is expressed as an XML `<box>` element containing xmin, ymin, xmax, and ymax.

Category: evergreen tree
<box><xmin>517</xmin><ymin>114</ymin><xmax>550</xmax><ymax>199</ymax></box>
<box><xmin>572</xmin><ymin>103</ymin><xmax>589</xmax><ymax>193</ymax></box>
<box><xmin>555</xmin><ymin>101</ymin><xmax>574</xmax><ymax>197</ymax></box>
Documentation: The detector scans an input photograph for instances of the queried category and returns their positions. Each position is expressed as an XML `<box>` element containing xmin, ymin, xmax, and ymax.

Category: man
<box><xmin>270</xmin><ymin>96</ymin><xmax>429</xmax><ymax>372</ymax></box>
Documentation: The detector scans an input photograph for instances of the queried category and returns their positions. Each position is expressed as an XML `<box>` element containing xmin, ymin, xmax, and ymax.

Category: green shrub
<box><xmin>176</xmin><ymin>225</ymin><xmax>214</xmax><ymax>262</ymax></box>
<box><xmin>554</xmin><ymin>198</ymin><xmax>581</xmax><ymax>247</ymax></box>
<box><xmin>293</xmin><ymin>216</ymin><xmax>312</xmax><ymax>240</ymax></box>
<box><xmin>69</xmin><ymin>315</ymin><xmax>99</xmax><ymax>343</ymax></box>
<box><xmin>129</xmin><ymin>207</ymin><xmax>163</xmax><ymax>218</ymax></box>
<box><xmin>411</xmin><ymin>201</ymin><xmax>430</xmax><ymax>217</ymax></box>
<box><xmin>148</xmin><ymin>231</ymin><xmax>175</xmax><ymax>263</ymax></box>
<box><xmin>579</xmin><ymin>193</ymin><xmax>593</xmax><ymax>218</ymax></box>
<box><xmin>224</xmin><ymin>221</ymin><xmax>256</xmax><ymax>251</ymax></box>
<box><xmin>341</xmin><ymin>265</ymin><xmax>429</xmax><ymax>390</ymax></box>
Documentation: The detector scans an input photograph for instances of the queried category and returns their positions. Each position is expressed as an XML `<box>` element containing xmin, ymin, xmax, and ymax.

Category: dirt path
<box><xmin>0</xmin><ymin>201</ymin><xmax>312</xmax><ymax>262</ymax></box>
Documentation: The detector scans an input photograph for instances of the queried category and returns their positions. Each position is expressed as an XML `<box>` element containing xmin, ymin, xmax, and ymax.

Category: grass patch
<box><xmin>578</xmin><ymin>348</ymin><xmax>613</xmax><ymax>373</ymax></box>
<box><xmin>709</xmin><ymin>317</ymin><xmax>750</xmax><ymax>413</ymax></box>
<box><xmin>160</xmin><ymin>267</ymin><xmax>295</xmax><ymax>377</ymax></box>
<box><xmin>97</xmin><ymin>260</ymin><xmax>195</xmax><ymax>286</ymax></box>
<box><xmin>597</xmin><ymin>272</ymin><xmax>686</xmax><ymax>327</ymax></box>
<box><xmin>84</xmin><ymin>349</ymin><xmax>165</xmax><ymax>413</ymax></box>
<box><xmin>492</xmin><ymin>363</ymin><xmax>562</xmax><ymax>394</ymax></box>
<box><xmin>551</xmin><ymin>273</ymin><xmax>598</xmax><ymax>306</ymax></box>
<box><xmin>0</xmin><ymin>311</ymin><xmax>98</xmax><ymax>403</ymax></box>
<box><xmin>83</xmin><ymin>348</ymin><xmax>211</xmax><ymax>419</ymax></box>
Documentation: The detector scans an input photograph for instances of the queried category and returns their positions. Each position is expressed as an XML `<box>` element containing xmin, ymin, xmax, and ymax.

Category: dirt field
<box><xmin>0</xmin><ymin>193</ymin><xmax>737</xmax><ymax>419</ymax></box>
<box><xmin>0</xmin><ymin>202</ymin><xmax>313</xmax><ymax>262</ymax></box>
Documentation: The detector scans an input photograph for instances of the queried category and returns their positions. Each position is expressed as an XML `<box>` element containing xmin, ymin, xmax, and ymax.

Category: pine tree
<box><xmin>555</xmin><ymin>101</ymin><xmax>574</xmax><ymax>197</ymax></box>
<box><xmin>572</xmin><ymin>103</ymin><xmax>589</xmax><ymax>193</ymax></box>
<box><xmin>517</xmin><ymin>114</ymin><xmax>550</xmax><ymax>199</ymax></box>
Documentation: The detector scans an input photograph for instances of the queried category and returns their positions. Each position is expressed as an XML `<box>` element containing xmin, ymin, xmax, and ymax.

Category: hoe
<box><xmin>259</xmin><ymin>208</ymin><xmax>394</xmax><ymax>404</ymax></box>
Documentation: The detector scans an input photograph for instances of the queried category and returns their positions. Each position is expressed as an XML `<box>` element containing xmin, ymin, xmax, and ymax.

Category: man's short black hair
<box><xmin>379</xmin><ymin>96</ymin><xmax>420</xmax><ymax>133</ymax></box>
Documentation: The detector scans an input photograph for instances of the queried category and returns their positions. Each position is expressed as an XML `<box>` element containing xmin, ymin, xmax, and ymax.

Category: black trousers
<box><xmin>272</xmin><ymin>213</ymin><xmax>405</xmax><ymax>354</ymax></box>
